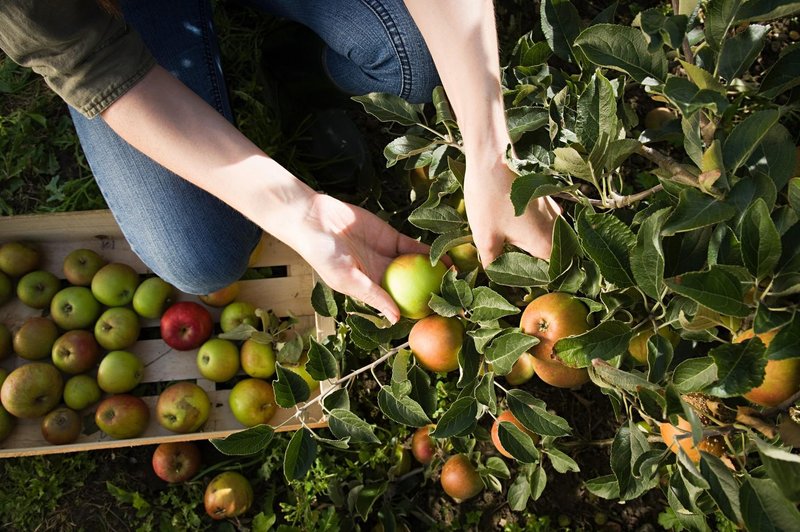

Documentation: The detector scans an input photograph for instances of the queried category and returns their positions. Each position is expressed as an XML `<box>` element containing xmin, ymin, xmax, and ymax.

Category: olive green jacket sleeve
<box><xmin>0</xmin><ymin>0</ymin><xmax>156</xmax><ymax>118</ymax></box>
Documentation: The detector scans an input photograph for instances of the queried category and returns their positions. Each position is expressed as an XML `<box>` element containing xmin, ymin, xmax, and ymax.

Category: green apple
<box><xmin>505</xmin><ymin>352</ymin><xmax>536</xmax><ymax>386</ymax></box>
<box><xmin>282</xmin><ymin>358</ymin><xmax>320</xmax><ymax>392</ymax></box>
<box><xmin>0</xmin><ymin>241</ymin><xmax>40</xmax><ymax>278</ymax></box>
<box><xmin>0</xmin><ymin>322</ymin><xmax>13</xmax><ymax>360</ymax></box>
<box><xmin>95</xmin><ymin>394</ymin><xmax>150</xmax><ymax>439</ymax></box>
<box><xmin>199</xmin><ymin>282</ymin><xmax>240</xmax><ymax>308</ymax></box>
<box><xmin>51</xmin><ymin>329</ymin><xmax>102</xmax><ymax>374</ymax></box>
<box><xmin>155</xmin><ymin>381</ymin><xmax>211</xmax><ymax>433</ymax></box>
<box><xmin>132</xmin><ymin>277</ymin><xmax>175</xmax><ymax>319</ymax></box>
<box><xmin>240</xmin><ymin>338</ymin><xmax>276</xmax><ymax>378</ymax></box>
<box><xmin>97</xmin><ymin>350</ymin><xmax>144</xmax><ymax>394</ymax></box>
<box><xmin>219</xmin><ymin>301</ymin><xmax>259</xmax><ymax>333</ymax></box>
<box><xmin>94</xmin><ymin>307</ymin><xmax>141</xmax><ymax>350</ymax></box>
<box><xmin>0</xmin><ymin>271</ymin><xmax>12</xmax><ymax>305</ymax></box>
<box><xmin>447</xmin><ymin>243</ymin><xmax>481</xmax><ymax>273</ymax></box>
<box><xmin>196</xmin><ymin>338</ymin><xmax>240</xmax><ymax>382</ymax></box>
<box><xmin>41</xmin><ymin>406</ymin><xmax>82</xmax><ymax>445</ymax></box>
<box><xmin>204</xmin><ymin>471</ymin><xmax>254</xmax><ymax>520</ymax></box>
<box><xmin>381</xmin><ymin>253</ymin><xmax>447</xmax><ymax>319</ymax></box>
<box><xmin>62</xmin><ymin>248</ymin><xmax>106</xmax><ymax>286</ymax></box>
<box><xmin>15</xmin><ymin>270</ymin><xmax>61</xmax><ymax>309</ymax></box>
<box><xmin>14</xmin><ymin>316</ymin><xmax>59</xmax><ymax>360</ymax></box>
<box><xmin>63</xmin><ymin>374</ymin><xmax>102</xmax><ymax>410</ymax></box>
<box><xmin>228</xmin><ymin>378</ymin><xmax>277</xmax><ymax>427</ymax></box>
<box><xmin>0</xmin><ymin>362</ymin><xmax>63</xmax><ymax>418</ymax></box>
<box><xmin>50</xmin><ymin>286</ymin><xmax>102</xmax><ymax>330</ymax></box>
<box><xmin>91</xmin><ymin>262</ymin><xmax>140</xmax><ymax>307</ymax></box>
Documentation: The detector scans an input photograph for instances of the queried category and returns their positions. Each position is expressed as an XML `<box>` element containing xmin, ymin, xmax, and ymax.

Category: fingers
<box><xmin>396</xmin><ymin>233</ymin><xmax>430</xmax><ymax>256</ymax></box>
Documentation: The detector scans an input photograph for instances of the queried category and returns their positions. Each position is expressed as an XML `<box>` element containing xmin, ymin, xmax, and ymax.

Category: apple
<box><xmin>734</xmin><ymin>328</ymin><xmax>800</xmax><ymax>407</ymax></box>
<box><xmin>0</xmin><ymin>362</ymin><xmax>63</xmax><ymax>418</ymax></box>
<box><xmin>628</xmin><ymin>326</ymin><xmax>681</xmax><ymax>365</ymax></box>
<box><xmin>160</xmin><ymin>301</ymin><xmax>213</xmax><ymax>351</ymax></box>
<box><xmin>644</xmin><ymin>106</ymin><xmax>677</xmax><ymax>130</ymax></box>
<box><xmin>240</xmin><ymin>338</ymin><xmax>276</xmax><ymax>378</ymax></box>
<box><xmin>197</xmin><ymin>338</ymin><xmax>240</xmax><ymax>382</ymax></box>
<box><xmin>282</xmin><ymin>357</ymin><xmax>320</xmax><ymax>392</ymax></box>
<box><xmin>155</xmin><ymin>381</ymin><xmax>211</xmax><ymax>433</ymax></box>
<box><xmin>204</xmin><ymin>471</ymin><xmax>254</xmax><ymax>520</ymax></box>
<box><xmin>381</xmin><ymin>254</ymin><xmax>447</xmax><ymax>319</ymax></box>
<box><xmin>16</xmin><ymin>270</ymin><xmax>61</xmax><ymax>309</ymax></box>
<box><xmin>0</xmin><ymin>241</ymin><xmax>40</xmax><ymax>278</ymax></box>
<box><xmin>228</xmin><ymin>378</ymin><xmax>277</xmax><ymax>427</ymax></box>
<box><xmin>440</xmin><ymin>454</ymin><xmax>483</xmax><ymax>502</ymax></box>
<box><xmin>408</xmin><ymin>315</ymin><xmax>464</xmax><ymax>373</ymax></box>
<box><xmin>63</xmin><ymin>374</ymin><xmax>102</xmax><ymax>410</ymax></box>
<box><xmin>41</xmin><ymin>406</ymin><xmax>82</xmax><ymax>445</ymax></box>
<box><xmin>0</xmin><ymin>404</ymin><xmax>14</xmax><ymax>442</ymax></box>
<box><xmin>91</xmin><ymin>262</ymin><xmax>140</xmax><ymax>307</ymax></box>
<box><xmin>448</xmin><ymin>243</ymin><xmax>481</xmax><ymax>273</ymax></box>
<box><xmin>659</xmin><ymin>416</ymin><xmax>726</xmax><ymax>463</ymax></box>
<box><xmin>14</xmin><ymin>316</ymin><xmax>60</xmax><ymax>360</ymax></box>
<box><xmin>97</xmin><ymin>350</ymin><xmax>144</xmax><ymax>393</ymax></box>
<box><xmin>0</xmin><ymin>323</ymin><xmax>11</xmax><ymax>360</ymax></box>
<box><xmin>491</xmin><ymin>410</ymin><xmax>539</xmax><ymax>459</ymax></box>
<box><xmin>152</xmin><ymin>441</ymin><xmax>203</xmax><ymax>483</ymax></box>
<box><xmin>51</xmin><ymin>329</ymin><xmax>102</xmax><ymax>374</ymax></box>
<box><xmin>132</xmin><ymin>277</ymin><xmax>175</xmax><ymax>319</ymax></box>
<box><xmin>411</xmin><ymin>424</ymin><xmax>437</xmax><ymax>464</ymax></box>
<box><xmin>219</xmin><ymin>301</ymin><xmax>258</xmax><ymax>333</ymax></box>
<box><xmin>62</xmin><ymin>248</ymin><xmax>107</xmax><ymax>286</ymax></box>
<box><xmin>0</xmin><ymin>271</ymin><xmax>12</xmax><ymax>305</ymax></box>
<box><xmin>95</xmin><ymin>394</ymin><xmax>150</xmax><ymax>439</ymax></box>
<box><xmin>199</xmin><ymin>281</ymin><xmax>240</xmax><ymax>308</ymax></box>
<box><xmin>94</xmin><ymin>307</ymin><xmax>141</xmax><ymax>350</ymax></box>
<box><xmin>505</xmin><ymin>352</ymin><xmax>536</xmax><ymax>386</ymax></box>
<box><xmin>50</xmin><ymin>286</ymin><xmax>102</xmax><ymax>330</ymax></box>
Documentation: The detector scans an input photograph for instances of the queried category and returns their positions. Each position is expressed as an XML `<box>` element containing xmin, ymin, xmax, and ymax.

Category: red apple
<box><xmin>51</xmin><ymin>330</ymin><xmax>102</xmax><ymax>374</ymax></box>
<box><xmin>160</xmin><ymin>301</ymin><xmax>213</xmax><ymax>351</ymax></box>
<box><xmin>152</xmin><ymin>441</ymin><xmax>202</xmax><ymax>483</ymax></box>
<box><xmin>94</xmin><ymin>394</ymin><xmax>150</xmax><ymax>439</ymax></box>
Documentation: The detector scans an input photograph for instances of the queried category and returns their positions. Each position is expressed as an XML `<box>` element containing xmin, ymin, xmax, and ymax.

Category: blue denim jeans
<box><xmin>70</xmin><ymin>0</ymin><xmax>438</xmax><ymax>294</ymax></box>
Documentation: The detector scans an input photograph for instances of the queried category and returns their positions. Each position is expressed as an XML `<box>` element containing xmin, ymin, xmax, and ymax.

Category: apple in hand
<box><xmin>228</xmin><ymin>378</ymin><xmax>277</xmax><ymax>427</ymax></box>
<box><xmin>91</xmin><ymin>262</ymin><xmax>140</xmax><ymax>307</ymax></box>
<box><xmin>14</xmin><ymin>316</ymin><xmax>60</xmax><ymax>360</ymax></box>
<box><xmin>219</xmin><ymin>301</ymin><xmax>259</xmax><ymax>333</ymax></box>
<box><xmin>132</xmin><ymin>277</ymin><xmax>175</xmax><ymax>319</ymax></box>
<box><xmin>240</xmin><ymin>338</ymin><xmax>276</xmax><ymax>378</ymax></box>
<box><xmin>199</xmin><ymin>281</ymin><xmax>240</xmax><ymax>308</ymax></box>
<box><xmin>97</xmin><ymin>350</ymin><xmax>144</xmax><ymax>393</ymax></box>
<box><xmin>95</xmin><ymin>394</ymin><xmax>150</xmax><ymax>439</ymax></box>
<box><xmin>160</xmin><ymin>301</ymin><xmax>213</xmax><ymax>351</ymax></box>
<box><xmin>152</xmin><ymin>441</ymin><xmax>203</xmax><ymax>483</ymax></box>
<box><xmin>63</xmin><ymin>374</ymin><xmax>102</xmax><ymax>410</ymax></box>
<box><xmin>204</xmin><ymin>471</ymin><xmax>253</xmax><ymax>520</ymax></box>
<box><xmin>0</xmin><ymin>241</ymin><xmax>40</xmax><ymax>278</ymax></box>
<box><xmin>1</xmin><ymin>362</ymin><xmax>63</xmax><ymax>418</ymax></box>
<box><xmin>50</xmin><ymin>286</ymin><xmax>102</xmax><ymax>330</ymax></box>
<box><xmin>156</xmin><ymin>381</ymin><xmax>211</xmax><ymax>433</ymax></box>
<box><xmin>62</xmin><ymin>248</ymin><xmax>107</xmax><ymax>286</ymax></box>
<box><xmin>197</xmin><ymin>338</ymin><xmax>240</xmax><ymax>382</ymax></box>
<box><xmin>381</xmin><ymin>254</ymin><xmax>447</xmax><ymax>319</ymax></box>
<box><xmin>41</xmin><ymin>406</ymin><xmax>82</xmax><ymax>445</ymax></box>
<box><xmin>94</xmin><ymin>307</ymin><xmax>141</xmax><ymax>350</ymax></box>
<box><xmin>16</xmin><ymin>270</ymin><xmax>61</xmax><ymax>309</ymax></box>
<box><xmin>52</xmin><ymin>329</ymin><xmax>102</xmax><ymax>374</ymax></box>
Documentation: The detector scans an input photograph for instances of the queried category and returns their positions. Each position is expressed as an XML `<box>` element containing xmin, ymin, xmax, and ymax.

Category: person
<box><xmin>0</xmin><ymin>0</ymin><xmax>559</xmax><ymax>324</ymax></box>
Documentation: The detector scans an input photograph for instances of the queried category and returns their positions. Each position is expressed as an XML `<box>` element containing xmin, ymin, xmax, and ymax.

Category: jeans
<box><xmin>69</xmin><ymin>0</ymin><xmax>438</xmax><ymax>294</ymax></box>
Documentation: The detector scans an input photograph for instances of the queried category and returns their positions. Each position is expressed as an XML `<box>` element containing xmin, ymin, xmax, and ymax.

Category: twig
<box><xmin>636</xmin><ymin>145</ymin><xmax>709</xmax><ymax>191</ymax></box>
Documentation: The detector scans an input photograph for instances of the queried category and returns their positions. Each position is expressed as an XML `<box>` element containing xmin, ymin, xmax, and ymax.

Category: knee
<box><xmin>147</xmin><ymin>249</ymin><xmax>249</xmax><ymax>296</ymax></box>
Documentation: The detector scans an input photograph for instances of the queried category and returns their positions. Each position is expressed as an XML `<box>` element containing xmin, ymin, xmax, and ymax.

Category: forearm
<box><xmin>404</xmin><ymin>0</ymin><xmax>510</xmax><ymax>161</ymax></box>
<box><xmin>100</xmin><ymin>66</ymin><xmax>315</xmax><ymax>243</ymax></box>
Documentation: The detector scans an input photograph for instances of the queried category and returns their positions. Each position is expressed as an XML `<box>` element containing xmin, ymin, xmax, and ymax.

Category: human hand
<box><xmin>292</xmin><ymin>194</ymin><xmax>430</xmax><ymax>323</ymax></box>
<box><xmin>463</xmin><ymin>157</ymin><xmax>561</xmax><ymax>267</ymax></box>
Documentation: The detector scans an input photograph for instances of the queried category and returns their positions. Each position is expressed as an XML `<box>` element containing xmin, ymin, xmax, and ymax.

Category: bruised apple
<box><xmin>381</xmin><ymin>254</ymin><xmax>448</xmax><ymax>319</ymax></box>
<box><xmin>204</xmin><ymin>471</ymin><xmax>253</xmax><ymax>520</ymax></box>
<box><xmin>734</xmin><ymin>328</ymin><xmax>800</xmax><ymax>407</ymax></box>
<box><xmin>491</xmin><ymin>410</ymin><xmax>539</xmax><ymax>459</ymax></box>
<box><xmin>520</xmin><ymin>292</ymin><xmax>591</xmax><ymax>388</ymax></box>
<box><xmin>152</xmin><ymin>441</ymin><xmax>202</xmax><ymax>483</ymax></box>
<box><xmin>408</xmin><ymin>315</ymin><xmax>464</xmax><ymax>373</ymax></box>
<box><xmin>411</xmin><ymin>424</ymin><xmax>437</xmax><ymax>464</ymax></box>
<box><xmin>156</xmin><ymin>381</ymin><xmax>211</xmax><ymax>433</ymax></box>
<box><xmin>440</xmin><ymin>454</ymin><xmax>483</xmax><ymax>502</ymax></box>
<box><xmin>659</xmin><ymin>416</ymin><xmax>726</xmax><ymax>463</ymax></box>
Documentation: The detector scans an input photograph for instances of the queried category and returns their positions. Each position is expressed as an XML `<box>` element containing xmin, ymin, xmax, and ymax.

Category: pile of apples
<box><xmin>0</xmin><ymin>239</ymin><xmax>305</xmax><ymax>446</ymax></box>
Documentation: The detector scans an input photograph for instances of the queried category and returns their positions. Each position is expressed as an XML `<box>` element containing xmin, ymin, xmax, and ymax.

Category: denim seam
<box><xmin>359</xmin><ymin>0</ymin><xmax>412</xmax><ymax>100</ymax></box>
<box><xmin>197</xmin><ymin>0</ymin><xmax>226</xmax><ymax>115</ymax></box>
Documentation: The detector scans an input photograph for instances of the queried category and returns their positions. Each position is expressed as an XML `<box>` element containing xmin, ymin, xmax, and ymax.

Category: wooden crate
<box><xmin>0</xmin><ymin>210</ymin><xmax>333</xmax><ymax>457</ymax></box>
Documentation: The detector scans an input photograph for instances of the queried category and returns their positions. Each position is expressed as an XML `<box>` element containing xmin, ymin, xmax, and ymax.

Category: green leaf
<box><xmin>475</xmin><ymin>372</ymin><xmax>498</xmax><ymax>412</ymax></box>
<box><xmin>661</xmin><ymin>188</ymin><xmax>737</xmax><ymax>236</ymax></box>
<box><xmin>543</xmin><ymin>447</ymin><xmax>581</xmax><ymax>473</ymax></box>
<box><xmin>407</xmin><ymin>205</ymin><xmax>465</xmax><ymax>233</ymax></box>
<box><xmin>432</xmin><ymin>86</ymin><xmax>456</xmax><ymax>127</ymax></box>
<box><xmin>672</xmin><ymin>356</ymin><xmax>719</xmax><ymax>393</ymax></box>
<box><xmin>586</xmin><ymin>475</ymin><xmax>620</xmax><ymax>499</ymax></box>
<box><xmin>430</xmin><ymin>230</ymin><xmax>472</xmax><ymax>267</ymax></box>
<box><xmin>549</xmin><ymin>216</ymin><xmax>582</xmax><ymax>281</ymax></box>
<box><xmin>306</xmin><ymin>337</ymin><xmax>339</xmax><ymax>381</ymax></box>
<box><xmin>718</xmin><ymin>24</ymin><xmax>768</xmax><ymax>82</ymax></box>
<box><xmin>630</xmin><ymin>207</ymin><xmax>671</xmax><ymax>300</ymax></box>
<box><xmin>211</xmin><ymin>425</ymin><xmax>275</xmax><ymax>456</ymax></box>
<box><xmin>753</xmin><ymin>437</ymin><xmax>800</xmax><ymax>503</ymax></box>
<box><xmin>507</xmin><ymin>389</ymin><xmax>572</xmax><ymax>437</ymax></box>
<box><xmin>768</xmin><ymin>317</ymin><xmax>800</xmax><ymax>361</ymax></box>
<box><xmin>498</xmin><ymin>422</ymin><xmax>540</xmax><ymax>463</ymax></box>
<box><xmin>508</xmin><ymin>474</ymin><xmax>532</xmax><ymax>511</ymax></box>
<box><xmin>612</xmin><ymin>424</ymin><xmax>655</xmax><ymax>501</ymax></box>
<box><xmin>591</xmin><ymin>360</ymin><xmax>660</xmax><ymax>393</ymax></box>
<box><xmin>760</xmin><ymin>44</ymin><xmax>800</xmax><ymax>98</ymax></box>
<box><xmin>484</xmin><ymin>330</ymin><xmax>540</xmax><ymax>375</ymax></box>
<box><xmin>323</xmin><ymin>388</ymin><xmax>350</xmax><ymax>412</ymax></box>
<box><xmin>328</xmin><ymin>409</ymin><xmax>380</xmax><ymax>444</ymax></box>
<box><xmin>704</xmin><ymin>0</ymin><xmax>742</xmax><ymax>52</ymax></box>
<box><xmin>284</xmin><ymin>428</ymin><xmax>317</xmax><ymax>482</ymax></box>
<box><xmin>679</xmin><ymin>60</ymin><xmax>727</xmax><ymax>94</ymax></box>
<box><xmin>740</xmin><ymin>477</ymin><xmax>800</xmax><ymax>531</ymax></box>
<box><xmin>737</xmin><ymin>1</ymin><xmax>800</xmax><ymax>23</ymax></box>
<box><xmin>553</xmin><ymin>146</ymin><xmax>594</xmax><ymax>181</ymax></box>
<box><xmin>510</xmin><ymin>173</ymin><xmax>568</xmax><ymax>216</ymax></box>
<box><xmin>699</xmin><ymin>452</ymin><xmax>743</xmax><ymax>525</ymax></box>
<box><xmin>485</xmin><ymin>251</ymin><xmax>549</xmax><ymax>287</ymax></box>
<box><xmin>408</xmin><ymin>365</ymin><xmax>437</xmax><ymax>417</ymax></box>
<box><xmin>554</xmin><ymin>320</ymin><xmax>633</xmax><ymax>368</ymax></box>
<box><xmin>430</xmin><ymin>397</ymin><xmax>478</xmax><ymax>438</ymax></box>
<box><xmin>722</xmin><ymin>109</ymin><xmax>781</xmax><ymax>175</ymax></box>
<box><xmin>665</xmin><ymin>266</ymin><xmax>750</xmax><ymax>318</ymax></box>
<box><xmin>789</xmin><ymin>178</ymin><xmax>800</xmax><ymax>214</ymax></box>
<box><xmin>576</xmin><ymin>211</ymin><xmax>636</xmax><ymax>287</ymax></box>
<box><xmin>706</xmin><ymin>339</ymin><xmax>767</xmax><ymax>398</ymax></box>
<box><xmin>274</xmin><ymin>363</ymin><xmax>311</xmax><ymax>407</ymax></box>
<box><xmin>506</xmin><ymin>107</ymin><xmax>549</xmax><ymax>142</ymax></box>
<box><xmin>541</xmin><ymin>0</ymin><xmax>582</xmax><ymax>62</ymax></box>
<box><xmin>377</xmin><ymin>386</ymin><xmax>431</xmax><ymax>427</ymax></box>
<box><xmin>740</xmin><ymin>198</ymin><xmax>782</xmax><ymax>280</ymax></box>
<box><xmin>574</xmin><ymin>24</ymin><xmax>668</xmax><ymax>83</ymax></box>
<box><xmin>663</xmin><ymin>76</ymin><xmax>729</xmax><ymax>116</ymax></box>
<box><xmin>383</xmin><ymin>135</ymin><xmax>434</xmax><ymax>168</ymax></box>
<box><xmin>530</xmin><ymin>463</ymin><xmax>548</xmax><ymax>500</ymax></box>
<box><xmin>467</xmin><ymin>286</ymin><xmax>520</xmax><ymax>323</ymax></box>
<box><xmin>746</xmin><ymin>123</ymin><xmax>796</xmax><ymax>192</ymax></box>
<box><xmin>576</xmin><ymin>70</ymin><xmax>618</xmax><ymax>152</ymax></box>
<box><xmin>682</xmin><ymin>112</ymin><xmax>704</xmax><ymax>167</ymax></box>
<box><xmin>352</xmin><ymin>93</ymin><xmax>423</xmax><ymax>125</ymax></box>
<box><xmin>311</xmin><ymin>281</ymin><xmax>338</xmax><ymax>318</ymax></box>
<box><xmin>440</xmin><ymin>268</ymin><xmax>474</xmax><ymax>309</ymax></box>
